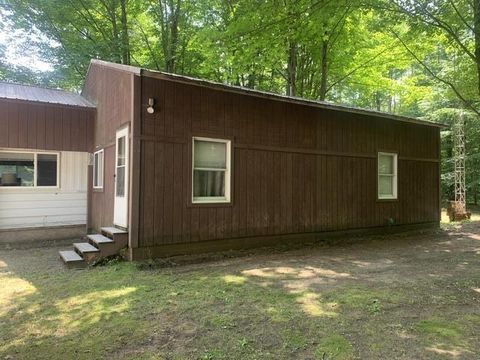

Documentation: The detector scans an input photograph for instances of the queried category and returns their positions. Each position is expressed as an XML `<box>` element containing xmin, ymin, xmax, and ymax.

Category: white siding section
<box><xmin>0</xmin><ymin>151</ymin><xmax>88</xmax><ymax>230</ymax></box>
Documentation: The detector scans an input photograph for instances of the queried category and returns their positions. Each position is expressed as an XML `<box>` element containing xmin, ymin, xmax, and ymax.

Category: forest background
<box><xmin>1</xmin><ymin>0</ymin><xmax>479</xmax><ymax>203</ymax></box>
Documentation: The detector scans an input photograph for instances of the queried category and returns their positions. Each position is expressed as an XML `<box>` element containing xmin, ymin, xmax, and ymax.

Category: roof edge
<box><xmin>142</xmin><ymin>69</ymin><xmax>448</xmax><ymax>129</ymax></box>
<box><xmin>85</xmin><ymin>59</ymin><xmax>448</xmax><ymax>129</ymax></box>
<box><xmin>0</xmin><ymin>81</ymin><xmax>95</xmax><ymax>109</ymax></box>
<box><xmin>0</xmin><ymin>96</ymin><xmax>96</xmax><ymax>110</ymax></box>
<box><xmin>90</xmin><ymin>59</ymin><xmax>141</xmax><ymax>75</ymax></box>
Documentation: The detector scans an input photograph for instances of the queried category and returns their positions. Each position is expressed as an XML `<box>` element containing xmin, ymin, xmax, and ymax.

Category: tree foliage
<box><xmin>2</xmin><ymin>0</ymin><xmax>480</xmax><ymax>202</ymax></box>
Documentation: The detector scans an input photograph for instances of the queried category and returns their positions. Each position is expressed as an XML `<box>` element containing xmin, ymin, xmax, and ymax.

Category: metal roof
<box><xmin>89</xmin><ymin>59</ymin><xmax>447</xmax><ymax>129</ymax></box>
<box><xmin>0</xmin><ymin>81</ymin><xmax>95</xmax><ymax>108</ymax></box>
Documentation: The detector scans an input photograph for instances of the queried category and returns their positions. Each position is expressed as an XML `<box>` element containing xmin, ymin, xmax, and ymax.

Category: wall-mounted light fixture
<box><xmin>147</xmin><ymin>98</ymin><xmax>155</xmax><ymax>114</ymax></box>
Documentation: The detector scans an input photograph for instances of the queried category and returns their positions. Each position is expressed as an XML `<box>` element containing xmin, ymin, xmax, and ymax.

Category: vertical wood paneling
<box><xmin>163</xmin><ymin>143</ymin><xmax>174</xmax><ymax>243</ymax></box>
<box><xmin>18</xmin><ymin>104</ymin><xmax>28</xmax><ymax>148</ymax></box>
<box><xmin>137</xmin><ymin>77</ymin><xmax>441</xmax><ymax>249</ymax></box>
<box><xmin>7</xmin><ymin>102</ymin><xmax>18</xmax><ymax>148</ymax></box>
<box><xmin>62</xmin><ymin>108</ymin><xmax>72</xmax><ymax>150</ymax></box>
<box><xmin>0</xmin><ymin>99</ymin><xmax>94</xmax><ymax>152</ymax></box>
<box><xmin>182</xmin><ymin>142</ymin><xmax>191</xmax><ymax>243</ymax></box>
<box><xmin>27</xmin><ymin>105</ymin><xmax>37</xmax><ymax>148</ymax></box>
<box><xmin>172</xmin><ymin>143</ymin><xmax>183</xmax><ymax>243</ymax></box>
<box><xmin>81</xmin><ymin>62</ymin><xmax>133</xmax><ymax>232</ymax></box>
<box><xmin>36</xmin><ymin>106</ymin><xmax>46</xmax><ymax>149</ymax></box>
<box><xmin>142</xmin><ymin>141</ymin><xmax>155</xmax><ymax>245</ymax></box>
<box><xmin>0</xmin><ymin>101</ymin><xmax>8</xmax><ymax>147</ymax></box>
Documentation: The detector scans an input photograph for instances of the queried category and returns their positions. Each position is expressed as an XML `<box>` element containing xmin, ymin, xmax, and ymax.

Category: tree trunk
<box><xmin>474</xmin><ymin>183</ymin><xmax>478</xmax><ymax>205</ymax></box>
<box><xmin>120</xmin><ymin>0</ymin><xmax>130</xmax><ymax>65</ymax></box>
<box><xmin>319</xmin><ymin>39</ymin><xmax>328</xmax><ymax>101</ymax></box>
<box><xmin>375</xmin><ymin>92</ymin><xmax>382</xmax><ymax>111</ymax></box>
<box><xmin>166</xmin><ymin>0</ymin><xmax>181</xmax><ymax>73</ymax></box>
<box><xmin>247</xmin><ymin>73</ymin><xmax>256</xmax><ymax>88</ymax></box>
<box><xmin>474</xmin><ymin>0</ymin><xmax>480</xmax><ymax>96</ymax></box>
<box><xmin>286</xmin><ymin>41</ymin><xmax>297</xmax><ymax>96</ymax></box>
<box><xmin>109</xmin><ymin>2</ymin><xmax>121</xmax><ymax>63</ymax></box>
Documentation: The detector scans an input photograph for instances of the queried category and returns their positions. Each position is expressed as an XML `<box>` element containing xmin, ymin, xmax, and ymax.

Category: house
<box><xmin>0</xmin><ymin>60</ymin><xmax>445</xmax><ymax>266</ymax></box>
<box><xmin>0</xmin><ymin>82</ymin><xmax>94</xmax><ymax>243</ymax></box>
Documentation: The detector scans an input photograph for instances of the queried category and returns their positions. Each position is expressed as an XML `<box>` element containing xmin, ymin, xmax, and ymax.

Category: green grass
<box><xmin>414</xmin><ymin>316</ymin><xmax>480</xmax><ymax>357</ymax></box>
<box><xmin>315</xmin><ymin>334</ymin><xmax>353</xmax><ymax>360</ymax></box>
<box><xmin>324</xmin><ymin>286</ymin><xmax>401</xmax><ymax>314</ymax></box>
<box><xmin>416</xmin><ymin>318</ymin><xmax>464</xmax><ymax>340</ymax></box>
<box><xmin>0</xmin><ymin>262</ymin><xmax>341</xmax><ymax>359</ymax></box>
<box><xmin>1</xmin><ymin>234</ymin><xmax>480</xmax><ymax>359</ymax></box>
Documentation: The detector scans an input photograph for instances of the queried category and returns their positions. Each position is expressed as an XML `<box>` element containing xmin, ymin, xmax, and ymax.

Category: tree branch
<box><xmin>325</xmin><ymin>44</ymin><xmax>394</xmax><ymax>93</ymax></box>
<box><xmin>392</xmin><ymin>29</ymin><xmax>480</xmax><ymax>116</ymax></box>
<box><xmin>136</xmin><ymin>19</ymin><xmax>161</xmax><ymax>70</ymax></box>
<box><xmin>448</xmin><ymin>0</ymin><xmax>474</xmax><ymax>32</ymax></box>
<box><xmin>392</xmin><ymin>0</ymin><xmax>477</xmax><ymax>63</ymax></box>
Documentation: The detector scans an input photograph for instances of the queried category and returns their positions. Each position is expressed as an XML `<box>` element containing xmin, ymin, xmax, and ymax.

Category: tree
<box><xmin>4</xmin><ymin>0</ymin><xmax>145</xmax><ymax>87</ymax></box>
<box><xmin>372</xmin><ymin>0</ymin><xmax>480</xmax><ymax>115</ymax></box>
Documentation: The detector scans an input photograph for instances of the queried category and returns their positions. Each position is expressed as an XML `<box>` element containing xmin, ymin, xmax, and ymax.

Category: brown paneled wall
<box><xmin>82</xmin><ymin>63</ymin><xmax>135</xmax><ymax>231</ymax></box>
<box><xmin>0</xmin><ymin>99</ymin><xmax>94</xmax><ymax>152</ymax></box>
<box><xmin>136</xmin><ymin>76</ymin><xmax>440</xmax><ymax>249</ymax></box>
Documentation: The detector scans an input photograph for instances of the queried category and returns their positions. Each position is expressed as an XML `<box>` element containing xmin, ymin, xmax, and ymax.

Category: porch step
<box><xmin>101</xmin><ymin>227</ymin><xmax>127</xmax><ymax>237</ymax></box>
<box><xmin>74</xmin><ymin>242</ymin><xmax>99</xmax><ymax>253</ymax></box>
<box><xmin>59</xmin><ymin>250</ymin><xmax>86</xmax><ymax>269</ymax></box>
<box><xmin>87</xmin><ymin>234</ymin><xmax>114</xmax><ymax>245</ymax></box>
<box><xmin>60</xmin><ymin>225</ymin><xmax>128</xmax><ymax>268</ymax></box>
<box><xmin>100</xmin><ymin>227</ymin><xmax>128</xmax><ymax>248</ymax></box>
<box><xmin>74</xmin><ymin>242</ymin><xmax>100</xmax><ymax>264</ymax></box>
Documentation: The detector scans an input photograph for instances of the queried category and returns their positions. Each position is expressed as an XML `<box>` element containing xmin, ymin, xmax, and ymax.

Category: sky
<box><xmin>0</xmin><ymin>9</ymin><xmax>54</xmax><ymax>72</ymax></box>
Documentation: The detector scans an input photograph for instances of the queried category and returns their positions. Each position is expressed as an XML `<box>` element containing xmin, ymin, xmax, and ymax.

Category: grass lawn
<box><xmin>1</xmin><ymin>220</ymin><xmax>480</xmax><ymax>359</ymax></box>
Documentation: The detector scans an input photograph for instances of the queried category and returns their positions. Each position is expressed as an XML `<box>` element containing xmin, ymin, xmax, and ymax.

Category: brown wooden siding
<box><xmin>82</xmin><ymin>63</ymin><xmax>135</xmax><ymax>231</ymax></box>
<box><xmin>0</xmin><ymin>99</ymin><xmax>94</xmax><ymax>152</ymax></box>
<box><xmin>136</xmin><ymin>76</ymin><xmax>440</xmax><ymax>249</ymax></box>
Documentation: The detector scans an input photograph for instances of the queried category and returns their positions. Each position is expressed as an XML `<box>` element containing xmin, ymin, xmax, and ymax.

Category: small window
<box><xmin>0</xmin><ymin>151</ymin><xmax>58</xmax><ymax>187</ymax></box>
<box><xmin>116</xmin><ymin>136</ymin><xmax>126</xmax><ymax>197</ymax></box>
<box><xmin>93</xmin><ymin>150</ymin><xmax>104</xmax><ymax>189</ymax></box>
<box><xmin>378</xmin><ymin>152</ymin><xmax>397</xmax><ymax>199</ymax></box>
<box><xmin>192</xmin><ymin>137</ymin><xmax>231</xmax><ymax>203</ymax></box>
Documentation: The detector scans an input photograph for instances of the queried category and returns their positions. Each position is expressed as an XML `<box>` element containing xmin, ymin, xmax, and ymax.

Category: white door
<box><xmin>114</xmin><ymin>126</ymin><xmax>129</xmax><ymax>228</ymax></box>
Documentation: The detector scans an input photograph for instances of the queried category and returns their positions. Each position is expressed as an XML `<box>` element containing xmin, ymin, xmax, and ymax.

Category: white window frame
<box><xmin>93</xmin><ymin>149</ymin><xmax>104</xmax><ymax>189</ymax></box>
<box><xmin>192</xmin><ymin>137</ymin><xmax>231</xmax><ymax>204</ymax></box>
<box><xmin>0</xmin><ymin>149</ymin><xmax>60</xmax><ymax>189</ymax></box>
<box><xmin>378</xmin><ymin>152</ymin><xmax>397</xmax><ymax>200</ymax></box>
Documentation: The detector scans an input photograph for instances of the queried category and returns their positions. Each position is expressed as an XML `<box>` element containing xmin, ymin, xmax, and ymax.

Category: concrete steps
<box><xmin>59</xmin><ymin>226</ymin><xmax>128</xmax><ymax>268</ymax></box>
<box><xmin>101</xmin><ymin>227</ymin><xmax>127</xmax><ymax>236</ymax></box>
<box><xmin>59</xmin><ymin>250</ymin><xmax>86</xmax><ymax>269</ymax></box>
<box><xmin>74</xmin><ymin>242</ymin><xmax>100</xmax><ymax>263</ymax></box>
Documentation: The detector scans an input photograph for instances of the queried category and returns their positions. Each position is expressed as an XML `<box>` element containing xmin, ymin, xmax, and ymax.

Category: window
<box><xmin>378</xmin><ymin>152</ymin><xmax>397</xmax><ymax>199</ymax></box>
<box><xmin>93</xmin><ymin>150</ymin><xmax>104</xmax><ymax>189</ymax></box>
<box><xmin>116</xmin><ymin>136</ymin><xmax>126</xmax><ymax>197</ymax></box>
<box><xmin>192</xmin><ymin>137</ymin><xmax>231</xmax><ymax>203</ymax></box>
<box><xmin>0</xmin><ymin>151</ymin><xmax>59</xmax><ymax>187</ymax></box>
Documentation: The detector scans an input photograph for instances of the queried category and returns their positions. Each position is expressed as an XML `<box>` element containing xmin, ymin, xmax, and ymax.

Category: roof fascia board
<box><xmin>0</xmin><ymin>97</ymin><xmax>96</xmax><ymax>111</ymax></box>
<box><xmin>142</xmin><ymin>69</ymin><xmax>448</xmax><ymax>129</ymax></box>
<box><xmin>90</xmin><ymin>59</ymin><xmax>141</xmax><ymax>75</ymax></box>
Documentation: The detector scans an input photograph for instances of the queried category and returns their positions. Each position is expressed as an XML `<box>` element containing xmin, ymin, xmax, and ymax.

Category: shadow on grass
<box><xmin>1</xmin><ymin>222</ymin><xmax>479</xmax><ymax>359</ymax></box>
<box><xmin>0</xmin><ymin>249</ymin><xmax>367</xmax><ymax>359</ymax></box>
<box><xmin>0</xmin><ymin>259</ymin><xmax>152</xmax><ymax>359</ymax></box>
